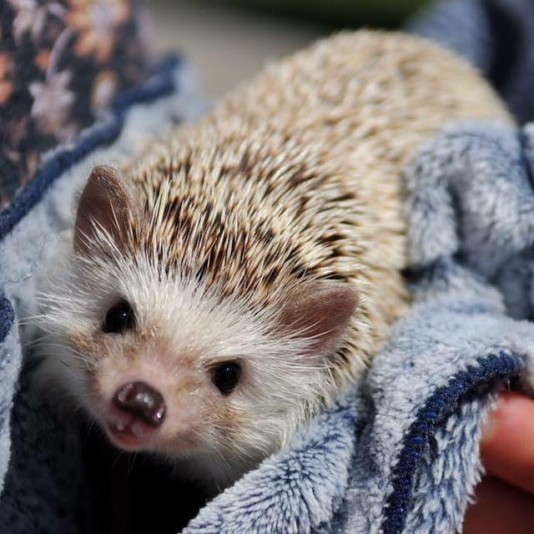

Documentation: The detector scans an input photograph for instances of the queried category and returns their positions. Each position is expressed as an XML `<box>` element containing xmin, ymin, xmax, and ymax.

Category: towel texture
<box><xmin>411</xmin><ymin>0</ymin><xmax>534</xmax><ymax>123</ymax></box>
<box><xmin>2</xmin><ymin>0</ymin><xmax>534</xmax><ymax>533</ymax></box>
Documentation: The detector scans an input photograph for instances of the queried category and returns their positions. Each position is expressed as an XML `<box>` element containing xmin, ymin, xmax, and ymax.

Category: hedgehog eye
<box><xmin>211</xmin><ymin>361</ymin><xmax>242</xmax><ymax>395</ymax></box>
<box><xmin>102</xmin><ymin>299</ymin><xmax>136</xmax><ymax>334</ymax></box>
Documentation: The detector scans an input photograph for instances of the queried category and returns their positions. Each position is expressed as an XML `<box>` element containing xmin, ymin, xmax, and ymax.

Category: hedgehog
<box><xmin>38</xmin><ymin>31</ymin><xmax>512</xmax><ymax>491</ymax></box>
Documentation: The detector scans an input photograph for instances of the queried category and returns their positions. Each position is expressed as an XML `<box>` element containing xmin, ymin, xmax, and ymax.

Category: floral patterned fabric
<box><xmin>0</xmin><ymin>0</ymin><xmax>153</xmax><ymax>208</ymax></box>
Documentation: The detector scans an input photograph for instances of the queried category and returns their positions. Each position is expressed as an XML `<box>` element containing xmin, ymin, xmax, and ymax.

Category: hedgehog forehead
<box><xmin>141</xmin><ymin>216</ymin><xmax>303</xmax><ymax>309</ymax></box>
<box><xmin>86</xmin><ymin>253</ymin><xmax>276</xmax><ymax>358</ymax></box>
<box><xmin>131</xmin><ymin>195</ymin><xmax>301</xmax><ymax>308</ymax></box>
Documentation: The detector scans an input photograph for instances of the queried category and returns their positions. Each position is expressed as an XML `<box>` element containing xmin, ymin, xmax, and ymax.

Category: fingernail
<box><xmin>481</xmin><ymin>412</ymin><xmax>498</xmax><ymax>444</ymax></box>
<box><xmin>480</xmin><ymin>396</ymin><xmax>509</xmax><ymax>444</ymax></box>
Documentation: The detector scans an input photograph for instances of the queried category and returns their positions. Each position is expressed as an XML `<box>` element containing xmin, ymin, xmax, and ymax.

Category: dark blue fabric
<box><xmin>0</xmin><ymin>295</ymin><xmax>14</xmax><ymax>344</ymax></box>
<box><xmin>381</xmin><ymin>351</ymin><xmax>524</xmax><ymax>533</ymax></box>
<box><xmin>0</xmin><ymin>56</ymin><xmax>181</xmax><ymax>241</ymax></box>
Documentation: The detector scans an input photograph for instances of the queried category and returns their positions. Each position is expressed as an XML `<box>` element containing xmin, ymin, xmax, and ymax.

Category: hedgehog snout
<box><xmin>113</xmin><ymin>380</ymin><xmax>166</xmax><ymax>427</ymax></box>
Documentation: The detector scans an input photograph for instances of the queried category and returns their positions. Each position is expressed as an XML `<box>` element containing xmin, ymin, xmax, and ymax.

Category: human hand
<box><xmin>463</xmin><ymin>392</ymin><xmax>534</xmax><ymax>533</ymax></box>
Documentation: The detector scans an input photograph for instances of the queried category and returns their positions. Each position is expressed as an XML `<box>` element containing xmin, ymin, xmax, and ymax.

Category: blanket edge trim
<box><xmin>381</xmin><ymin>351</ymin><xmax>524</xmax><ymax>533</ymax></box>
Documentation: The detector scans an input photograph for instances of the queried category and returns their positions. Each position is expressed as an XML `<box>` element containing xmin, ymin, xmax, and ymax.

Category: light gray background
<box><xmin>150</xmin><ymin>0</ymin><xmax>327</xmax><ymax>97</ymax></box>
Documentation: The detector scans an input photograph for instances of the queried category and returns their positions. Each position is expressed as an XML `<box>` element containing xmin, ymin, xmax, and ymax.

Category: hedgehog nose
<box><xmin>113</xmin><ymin>381</ymin><xmax>166</xmax><ymax>427</ymax></box>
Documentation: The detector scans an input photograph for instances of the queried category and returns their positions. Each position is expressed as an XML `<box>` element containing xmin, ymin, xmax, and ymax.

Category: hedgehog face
<box><xmin>40</xmin><ymin>165</ymin><xmax>357</xmax><ymax>488</ymax></box>
<box><xmin>44</xmin><ymin>252</ymin><xmax>355</xmax><ymax>488</ymax></box>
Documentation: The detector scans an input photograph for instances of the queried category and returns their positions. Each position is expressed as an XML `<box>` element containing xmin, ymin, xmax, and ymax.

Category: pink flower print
<box><xmin>91</xmin><ymin>70</ymin><xmax>118</xmax><ymax>111</ymax></box>
<box><xmin>29</xmin><ymin>70</ymin><xmax>75</xmax><ymax>139</ymax></box>
<box><xmin>8</xmin><ymin>0</ymin><xmax>65</xmax><ymax>43</ymax></box>
<box><xmin>67</xmin><ymin>0</ymin><xmax>130</xmax><ymax>63</ymax></box>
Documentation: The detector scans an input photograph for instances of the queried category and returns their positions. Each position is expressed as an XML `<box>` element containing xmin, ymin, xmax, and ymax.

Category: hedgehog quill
<box><xmin>38</xmin><ymin>31</ymin><xmax>511</xmax><ymax>491</ymax></box>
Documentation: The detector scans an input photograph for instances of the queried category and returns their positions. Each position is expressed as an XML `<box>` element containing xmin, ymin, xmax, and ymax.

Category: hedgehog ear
<box><xmin>279</xmin><ymin>284</ymin><xmax>358</xmax><ymax>359</ymax></box>
<box><xmin>74</xmin><ymin>165</ymin><xmax>137</xmax><ymax>256</ymax></box>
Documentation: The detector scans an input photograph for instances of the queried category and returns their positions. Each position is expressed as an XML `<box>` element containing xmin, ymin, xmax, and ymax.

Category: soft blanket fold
<box><xmin>411</xmin><ymin>0</ymin><xmax>534</xmax><ymax>123</ymax></box>
<box><xmin>2</xmin><ymin>0</ymin><xmax>534</xmax><ymax>533</ymax></box>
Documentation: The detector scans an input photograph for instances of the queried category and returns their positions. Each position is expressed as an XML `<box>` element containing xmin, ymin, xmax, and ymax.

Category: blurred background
<box><xmin>150</xmin><ymin>0</ymin><xmax>432</xmax><ymax>97</ymax></box>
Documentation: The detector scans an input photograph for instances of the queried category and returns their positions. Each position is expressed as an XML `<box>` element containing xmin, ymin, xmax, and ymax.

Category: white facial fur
<box><xmin>40</xmin><ymin>235</ymin><xmax>337</xmax><ymax>489</ymax></box>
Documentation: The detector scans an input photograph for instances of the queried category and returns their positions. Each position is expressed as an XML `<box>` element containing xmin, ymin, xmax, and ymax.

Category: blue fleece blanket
<box><xmin>2</xmin><ymin>0</ymin><xmax>534</xmax><ymax>532</ymax></box>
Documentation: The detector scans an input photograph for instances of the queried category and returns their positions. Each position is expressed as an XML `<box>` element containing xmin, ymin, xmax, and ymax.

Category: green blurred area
<box><xmin>220</xmin><ymin>0</ymin><xmax>432</xmax><ymax>27</ymax></box>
